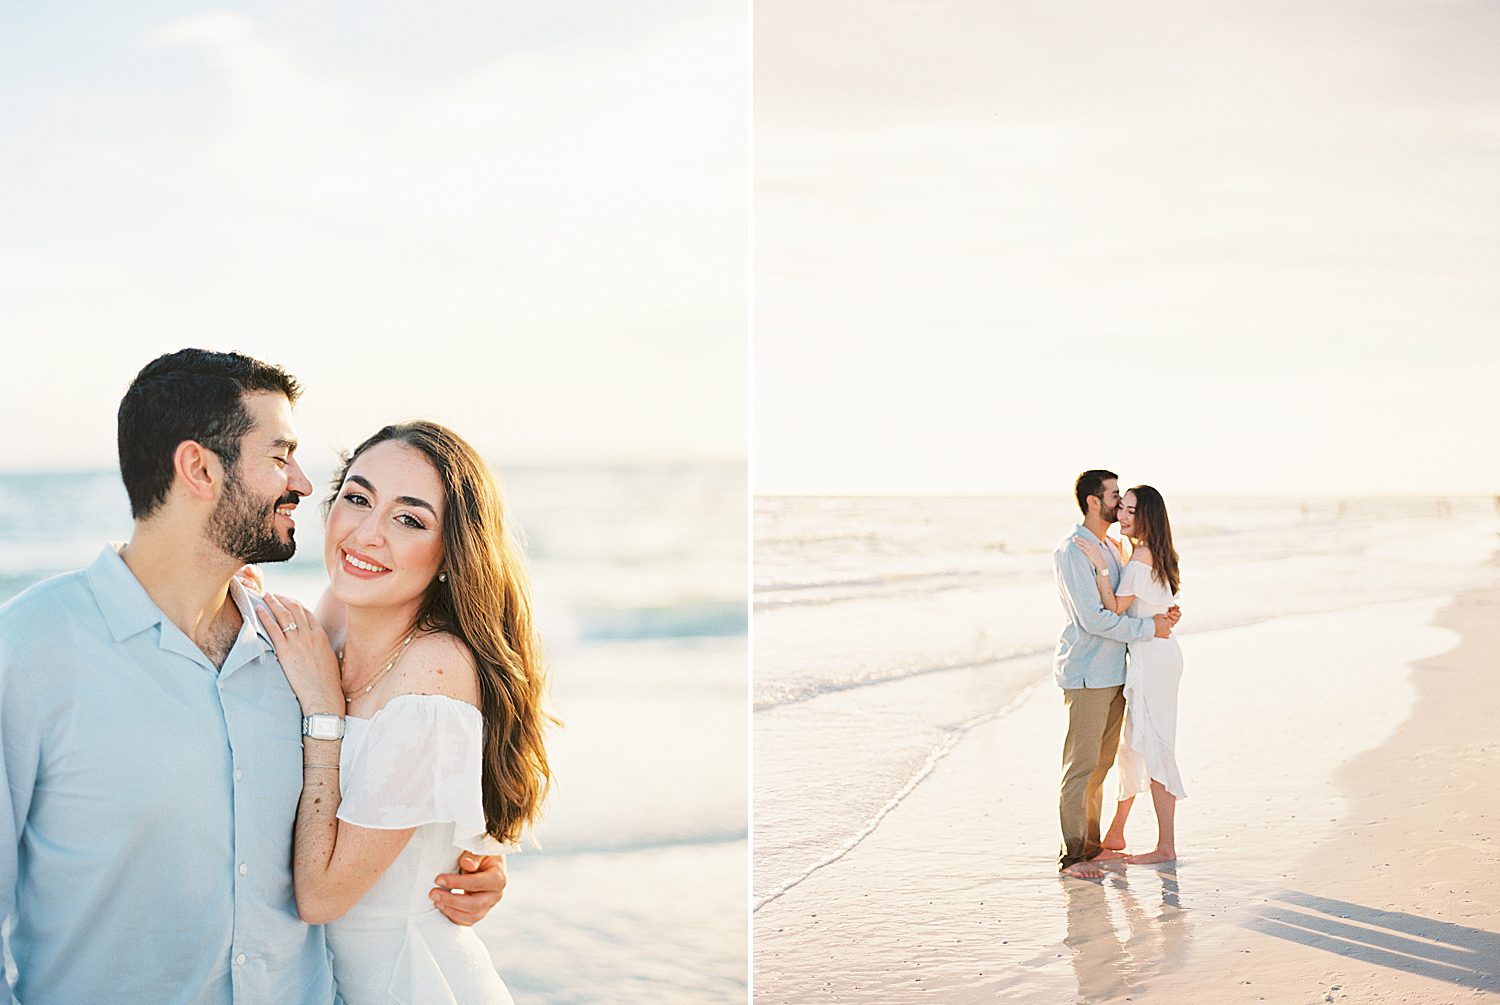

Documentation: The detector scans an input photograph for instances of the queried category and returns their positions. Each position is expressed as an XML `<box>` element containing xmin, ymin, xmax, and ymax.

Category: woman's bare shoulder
<box><xmin>391</xmin><ymin>631</ymin><xmax>480</xmax><ymax>706</ymax></box>
<box><xmin>1129</xmin><ymin>547</ymin><xmax>1154</xmax><ymax>567</ymax></box>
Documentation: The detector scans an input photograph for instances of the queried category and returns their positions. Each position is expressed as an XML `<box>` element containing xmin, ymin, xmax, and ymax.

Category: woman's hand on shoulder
<box><xmin>234</xmin><ymin>564</ymin><xmax>266</xmax><ymax>595</ymax></box>
<box><xmin>1071</xmin><ymin>535</ymin><xmax>1106</xmax><ymax>569</ymax></box>
<box><xmin>392</xmin><ymin>632</ymin><xmax>481</xmax><ymax>707</ymax></box>
<box><xmin>257</xmin><ymin>593</ymin><xmax>343</xmax><ymax>714</ymax></box>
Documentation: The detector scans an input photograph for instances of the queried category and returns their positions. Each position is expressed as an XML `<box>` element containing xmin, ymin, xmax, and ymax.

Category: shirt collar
<box><xmin>221</xmin><ymin>580</ymin><xmax>277</xmax><ymax>677</ymax></box>
<box><xmin>85</xmin><ymin>544</ymin><xmax>165</xmax><ymax>642</ymax></box>
<box><xmin>84</xmin><ymin>543</ymin><xmax>275</xmax><ymax>658</ymax></box>
<box><xmin>232</xmin><ymin>578</ymin><xmax>277</xmax><ymax>651</ymax></box>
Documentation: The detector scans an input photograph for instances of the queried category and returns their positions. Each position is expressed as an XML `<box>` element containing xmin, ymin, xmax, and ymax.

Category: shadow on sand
<box><xmin>1245</xmin><ymin>891</ymin><xmax>1500</xmax><ymax>993</ymax></box>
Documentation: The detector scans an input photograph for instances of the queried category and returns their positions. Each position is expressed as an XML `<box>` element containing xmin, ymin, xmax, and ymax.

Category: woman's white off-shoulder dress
<box><xmin>326</xmin><ymin>694</ymin><xmax>515</xmax><ymax>1005</ymax></box>
<box><xmin>1116</xmin><ymin>562</ymin><xmax>1187</xmax><ymax>801</ymax></box>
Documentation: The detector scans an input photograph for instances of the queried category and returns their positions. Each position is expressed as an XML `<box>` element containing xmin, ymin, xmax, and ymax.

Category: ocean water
<box><xmin>753</xmin><ymin>494</ymin><xmax>1500</xmax><ymax>913</ymax></box>
<box><xmin>0</xmin><ymin>463</ymin><xmax>748</xmax><ymax>1004</ymax></box>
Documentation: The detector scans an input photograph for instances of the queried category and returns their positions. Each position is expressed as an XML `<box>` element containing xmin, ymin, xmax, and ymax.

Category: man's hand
<box><xmin>1152</xmin><ymin>614</ymin><xmax>1174</xmax><ymax>639</ymax></box>
<box><xmin>430</xmin><ymin>854</ymin><xmax>506</xmax><ymax>926</ymax></box>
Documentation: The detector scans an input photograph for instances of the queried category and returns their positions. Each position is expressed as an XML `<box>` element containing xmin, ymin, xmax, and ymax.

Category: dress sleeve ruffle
<box><xmin>1117</xmin><ymin>562</ymin><xmax>1146</xmax><ymax>597</ymax></box>
<box><xmin>338</xmin><ymin>694</ymin><xmax>519</xmax><ymax>854</ymax></box>
<box><xmin>1120</xmin><ymin>563</ymin><xmax>1179</xmax><ymax>606</ymax></box>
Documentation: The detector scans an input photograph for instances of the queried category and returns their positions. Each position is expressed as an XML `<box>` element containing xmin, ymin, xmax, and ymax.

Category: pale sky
<box><xmin>1</xmin><ymin>2</ymin><xmax>746</xmax><ymax>471</ymax></box>
<box><xmin>755</xmin><ymin>0</ymin><xmax>1500</xmax><ymax>496</ymax></box>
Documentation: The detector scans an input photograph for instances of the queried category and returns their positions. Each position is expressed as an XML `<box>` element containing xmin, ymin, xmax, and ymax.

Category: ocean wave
<box><xmin>754</xmin><ymin>684</ymin><xmax>1042</xmax><ymax>911</ymax></box>
<box><xmin>754</xmin><ymin>567</ymin><xmax>1003</xmax><ymax>608</ymax></box>
<box><xmin>533</xmin><ymin>828</ymin><xmax>748</xmax><ymax>858</ymax></box>
<box><xmin>754</xmin><ymin>645</ymin><xmax>1050</xmax><ymax>711</ymax></box>
<box><xmin>753</xmin><ymin>574</ymin><xmax>889</xmax><ymax>594</ymax></box>
<box><xmin>752</xmin><ymin>589</ymin><xmax>1474</xmax><ymax>712</ymax></box>
<box><xmin>578</xmin><ymin>601</ymin><xmax>747</xmax><ymax>640</ymax></box>
<box><xmin>754</xmin><ymin>529</ymin><xmax>885</xmax><ymax>549</ymax></box>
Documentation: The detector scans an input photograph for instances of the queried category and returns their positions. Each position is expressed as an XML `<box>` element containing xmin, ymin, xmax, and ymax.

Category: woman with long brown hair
<box><xmin>1072</xmin><ymin>484</ymin><xmax>1185</xmax><ymax>865</ymax></box>
<box><xmin>254</xmin><ymin>421</ymin><xmax>554</xmax><ymax>1003</ymax></box>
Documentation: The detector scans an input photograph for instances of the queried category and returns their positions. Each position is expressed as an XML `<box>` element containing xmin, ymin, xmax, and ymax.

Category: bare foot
<box><xmin>1090</xmin><ymin>849</ymin><xmax>1129</xmax><ymax>861</ymax></box>
<box><xmin>1125</xmin><ymin>848</ymin><xmax>1176</xmax><ymax>865</ymax></box>
<box><xmin>1061</xmin><ymin>860</ymin><xmax>1105</xmax><ymax>879</ymax></box>
<box><xmin>1101</xmin><ymin>833</ymin><xmax>1127</xmax><ymax>851</ymax></box>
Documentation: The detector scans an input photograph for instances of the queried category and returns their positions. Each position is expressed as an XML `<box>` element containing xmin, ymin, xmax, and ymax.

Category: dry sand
<box><xmin>753</xmin><ymin>575</ymin><xmax>1500</xmax><ymax>1003</ymax></box>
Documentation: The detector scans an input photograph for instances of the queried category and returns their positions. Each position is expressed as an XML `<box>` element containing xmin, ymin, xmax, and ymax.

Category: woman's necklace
<box><xmin>340</xmin><ymin>631</ymin><xmax>417</xmax><ymax>702</ymax></box>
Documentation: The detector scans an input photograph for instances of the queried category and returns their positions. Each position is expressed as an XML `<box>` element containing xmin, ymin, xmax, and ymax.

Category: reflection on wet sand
<box><xmin>1063</xmin><ymin>865</ymin><xmax>1192</xmax><ymax>1003</ymax></box>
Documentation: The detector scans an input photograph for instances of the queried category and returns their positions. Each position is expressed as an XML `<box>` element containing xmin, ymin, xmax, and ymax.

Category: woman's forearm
<box><xmin>290</xmin><ymin>735</ymin><xmax>419</xmax><ymax>925</ymax></box>
<box><xmin>1092</xmin><ymin>566</ymin><xmax>1133</xmax><ymax>615</ymax></box>
<box><xmin>293</xmin><ymin>738</ymin><xmax>343</xmax><ymax>922</ymax></box>
<box><xmin>1091</xmin><ymin>565</ymin><xmax>1115</xmax><ymax>605</ymax></box>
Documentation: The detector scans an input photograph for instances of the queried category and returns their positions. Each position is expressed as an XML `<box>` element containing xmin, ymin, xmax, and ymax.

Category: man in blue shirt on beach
<box><xmin>0</xmin><ymin>350</ymin><xmax>505</xmax><ymax>1004</ymax></box>
<box><xmin>1052</xmin><ymin>469</ymin><xmax>1178</xmax><ymax>879</ymax></box>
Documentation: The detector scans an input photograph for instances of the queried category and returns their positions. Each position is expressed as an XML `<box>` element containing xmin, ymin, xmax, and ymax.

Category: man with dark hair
<box><xmin>117</xmin><ymin>348</ymin><xmax>304</xmax><ymax>520</ymax></box>
<box><xmin>0</xmin><ymin>349</ymin><xmax>505</xmax><ymax>1004</ymax></box>
<box><xmin>1051</xmin><ymin>469</ymin><xmax>1178</xmax><ymax>879</ymax></box>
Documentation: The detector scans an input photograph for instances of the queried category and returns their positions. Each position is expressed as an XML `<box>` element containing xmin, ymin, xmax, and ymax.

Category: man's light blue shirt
<box><xmin>0</xmin><ymin>546</ymin><xmax>338</xmax><ymax>1004</ymax></box>
<box><xmin>1051</xmin><ymin>523</ymin><xmax>1154</xmax><ymax>689</ymax></box>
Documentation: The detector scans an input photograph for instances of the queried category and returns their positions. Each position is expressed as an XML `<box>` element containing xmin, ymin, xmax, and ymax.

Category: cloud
<box><xmin>140</xmin><ymin>11</ymin><xmax>256</xmax><ymax>48</ymax></box>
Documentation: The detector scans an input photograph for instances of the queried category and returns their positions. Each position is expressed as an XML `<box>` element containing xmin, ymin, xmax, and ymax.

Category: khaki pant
<box><xmin>1058</xmin><ymin>685</ymin><xmax>1126</xmax><ymax>869</ymax></box>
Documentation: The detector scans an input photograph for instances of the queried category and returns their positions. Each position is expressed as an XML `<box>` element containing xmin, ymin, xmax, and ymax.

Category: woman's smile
<box><xmin>339</xmin><ymin>548</ymin><xmax>392</xmax><ymax>578</ymax></box>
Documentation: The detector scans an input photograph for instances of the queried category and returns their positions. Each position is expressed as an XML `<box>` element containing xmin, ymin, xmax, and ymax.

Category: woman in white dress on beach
<box><xmin>255</xmin><ymin>421</ymin><xmax>555</xmax><ymax>1003</ymax></box>
<box><xmin>1073</xmin><ymin>484</ymin><xmax>1185</xmax><ymax>865</ymax></box>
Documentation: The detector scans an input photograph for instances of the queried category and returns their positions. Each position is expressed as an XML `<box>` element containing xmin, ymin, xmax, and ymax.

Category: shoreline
<box><xmin>753</xmin><ymin>577</ymin><xmax>1500</xmax><ymax>1003</ymax></box>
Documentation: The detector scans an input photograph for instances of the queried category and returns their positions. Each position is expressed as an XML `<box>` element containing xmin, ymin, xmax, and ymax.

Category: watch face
<box><xmin>305</xmin><ymin>715</ymin><xmax>343</xmax><ymax>740</ymax></box>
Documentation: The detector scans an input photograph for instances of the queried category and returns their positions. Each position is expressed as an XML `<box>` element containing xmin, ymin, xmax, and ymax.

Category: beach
<box><xmin>753</xmin><ymin>496</ymin><xmax>1499</xmax><ymax>1003</ymax></box>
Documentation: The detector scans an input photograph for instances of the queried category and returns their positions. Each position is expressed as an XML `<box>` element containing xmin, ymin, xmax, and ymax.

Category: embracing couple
<box><xmin>0</xmin><ymin>349</ymin><xmax>553</xmax><ymax>1003</ymax></box>
<box><xmin>1053</xmin><ymin>469</ymin><xmax>1186</xmax><ymax>880</ymax></box>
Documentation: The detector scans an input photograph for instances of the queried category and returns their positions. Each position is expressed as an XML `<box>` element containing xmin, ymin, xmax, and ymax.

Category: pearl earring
<box><xmin>438</xmin><ymin>572</ymin><xmax>447</xmax><ymax>583</ymax></box>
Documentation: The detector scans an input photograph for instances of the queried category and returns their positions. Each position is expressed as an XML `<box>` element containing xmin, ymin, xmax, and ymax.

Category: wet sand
<box><xmin>753</xmin><ymin>579</ymin><xmax>1500</xmax><ymax>1002</ymax></box>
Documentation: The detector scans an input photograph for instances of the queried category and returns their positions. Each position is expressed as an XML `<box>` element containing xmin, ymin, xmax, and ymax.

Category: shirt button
<box><xmin>233</xmin><ymin>769</ymin><xmax>242</xmax><ymax>781</ymax></box>
<box><xmin>238</xmin><ymin>863</ymin><xmax>248</xmax><ymax>875</ymax></box>
<box><xmin>235</xmin><ymin>954</ymin><xmax>247</xmax><ymax>966</ymax></box>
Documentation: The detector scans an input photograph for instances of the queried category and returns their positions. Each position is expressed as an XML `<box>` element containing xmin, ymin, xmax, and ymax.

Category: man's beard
<box><xmin>210</xmin><ymin>472</ymin><xmax>299</xmax><ymax>564</ymax></box>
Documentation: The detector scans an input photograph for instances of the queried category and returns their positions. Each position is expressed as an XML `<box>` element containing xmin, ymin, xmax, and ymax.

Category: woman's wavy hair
<box><xmin>326</xmin><ymin>421</ymin><xmax>555</xmax><ymax>844</ymax></box>
<box><xmin>1127</xmin><ymin>484</ymin><xmax>1180</xmax><ymax>595</ymax></box>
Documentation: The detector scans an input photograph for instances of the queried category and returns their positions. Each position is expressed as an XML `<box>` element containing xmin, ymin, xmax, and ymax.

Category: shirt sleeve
<box><xmin>1056</xmin><ymin>545</ymin><xmax>1153</xmax><ymax>643</ymax></box>
<box><xmin>0</xmin><ymin>635</ymin><xmax>41</xmax><ymax>1004</ymax></box>
<box><xmin>337</xmin><ymin>695</ymin><xmax>516</xmax><ymax>854</ymax></box>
